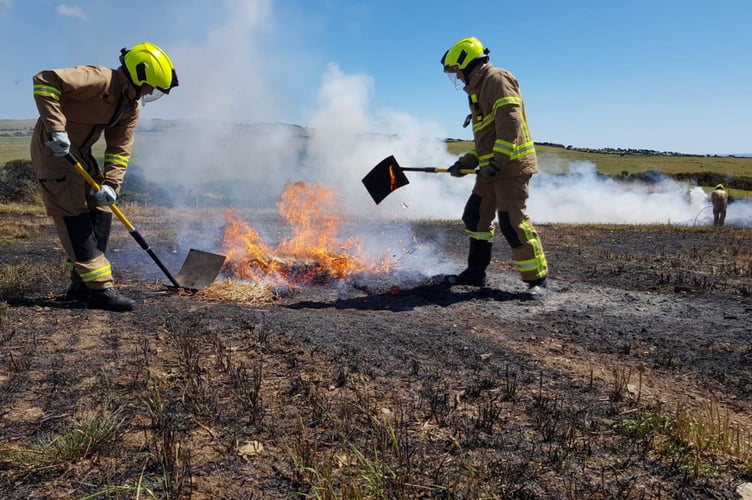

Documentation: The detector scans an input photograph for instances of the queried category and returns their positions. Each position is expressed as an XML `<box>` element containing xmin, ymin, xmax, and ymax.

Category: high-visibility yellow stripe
<box><xmin>33</xmin><ymin>84</ymin><xmax>61</xmax><ymax>100</ymax></box>
<box><xmin>472</xmin><ymin>96</ymin><xmax>521</xmax><ymax>134</ymax></box>
<box><xmin>493</xmin><ymin>96</ymin><xmax>521</xmax><ymax>111</ymax></box>
<box><xmin>516</xmin><ymin>259</ymin><xmax>538</xmax><ymax>272</ymax></box>
<box><xmin>493</xmin><ymin>139</ymin><xmax>536</xmax><ymax>160</ymax></box>
<box><xmin>519</xmin><ymin>220</ymin><xmax>547</xmax><ymax>278</ymax></box>
<box><xmin>477</xmin><ymin>152</ymin><xmax>494</xmax><ymax>167</ymax></box>
<box><xmin>521</xmin><ymin>120</ymin><xmax>532</xmax><ymax>143</ymax></box>
<box><xmin>495</xmin><ymin>139</ymin><xmax>515</xmax><ymax>154</ymax></box>
<box><xmin>79</xmin><ymin>264</ymin><xmax>112</xmax><ymax>282</ymax></box>
<box><xmin>472</xmin><ymin>115</ymin><xmax>494</xmax><ymax>134</ymax></box>
<box><xmin>465</xmin><ymin>229</ymin><xmax>494</xmax><ymax>241</ymax></box>
<box><xmin>470</xmin><ymin>92</ymin><xmax>536</xmax><ymax>161</ymax></box>
<box><xmin>104</xmin><ymin>153</ymin><xmax>129</xmax><ymax>167</ymax></box>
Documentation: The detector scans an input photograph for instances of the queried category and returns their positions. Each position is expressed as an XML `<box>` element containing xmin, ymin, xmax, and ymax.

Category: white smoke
<box><xmin>531</xmin><ymin>160</ymin><xmax>752</xmax><ymax>226</ymax></box>
<box><xmin>133</xmin><ymin>0</ymin><xmax>750</xmax><ymax>236</ymax></box>
<box><xmin>528</xmin><ymin>160</ymin><xmax>729</xmax><ymax>226</ymax></box>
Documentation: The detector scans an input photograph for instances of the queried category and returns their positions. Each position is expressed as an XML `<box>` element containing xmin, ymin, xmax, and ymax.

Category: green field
<box><xmin>3</xmin><ymin>120</ymin><xmax>750</xmax><ymax>197</ymax></box>
<box><xmin>0</xmin><ymin>136</ymin><xmax>32</xmax><ymax>162</ymax></box>
<box><xmin>447</xmin><ymin>141</ymin><xmax>752</xmax><ymax>178</ymax></box>
<box><xmin>448</xmin><ymin>141</ymin><xmax>752</xmax><ymax>197</ymax></box>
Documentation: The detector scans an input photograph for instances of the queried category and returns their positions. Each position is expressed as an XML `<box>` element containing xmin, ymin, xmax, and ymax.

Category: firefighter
<box><xmin>710</xmin><ymin>184</ymin><xmax>728</xmax><ymax>227</ymax></box>
<box><xmin>31</xmin><ymin>42</ymin><xmax>178</xmax><ymax>311</ymax></box>
<box><xmin>441</xmin><ymin>37</ymin><xmax>548</xmax><ymax>298</ymax></box>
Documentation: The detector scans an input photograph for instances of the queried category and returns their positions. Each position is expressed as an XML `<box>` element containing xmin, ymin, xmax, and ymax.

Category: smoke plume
<box><xmin>132</xmin><ymin>0</ymin><xmax>749</xmax><ymax>269</ymax></box>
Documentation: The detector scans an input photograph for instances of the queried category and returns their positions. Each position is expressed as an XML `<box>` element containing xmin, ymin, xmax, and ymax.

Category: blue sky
<box><xmin>1</xmin><ymin>0</ymin><xmax>750</xmax><ymax>155</ymax></box>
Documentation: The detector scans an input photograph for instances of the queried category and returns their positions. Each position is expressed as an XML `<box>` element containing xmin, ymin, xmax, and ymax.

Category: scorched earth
<box><xmin>0</xmin><ymin>201</ymin><xmax>751</xmax><ymax>498</ymax></box>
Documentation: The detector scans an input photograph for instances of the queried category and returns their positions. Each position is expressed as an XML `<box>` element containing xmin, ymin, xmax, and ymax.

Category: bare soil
<box><xmin>1</xmin><ymin>209</ymin><xmax>751</xmax><ymax>499</ymax></box>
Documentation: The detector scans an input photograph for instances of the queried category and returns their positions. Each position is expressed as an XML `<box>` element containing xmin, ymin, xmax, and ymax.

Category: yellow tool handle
<box><xmin>434</xmin><ymin>168</ymin><xmax>477</xmax><ymax>174</ymax></box>
<box><xmin>64</xmin><ymin>153</ymin><xmax>135</xmax><ymax>231</ymax></box>
<box><xmin>400</xmin><ymin>167</ymin><xmax>477</xmax><ymax>174</ymax></box>
<box><xmin>64</xmin><ymin>152</ymin><xmax>182</xmax><ymax>288</ymax></box>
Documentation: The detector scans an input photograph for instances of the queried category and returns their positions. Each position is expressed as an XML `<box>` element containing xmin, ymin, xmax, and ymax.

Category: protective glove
<box><xmin>45</xmin><ymin>131</ymin><xmax>71</xmax><ymax>157</ymax></box>
<box><xmin>91</xmin><ymin>184</ymin><xmax>117</xmax><ymax>205</ymax></box>
<box><xmin>478</xmin><ymin>163</ymin><xmax>500</xmax><ymax>178</ymax></box>
<box><xmin>448</xmin><ymin>162</ymin><xmax>466</xmax><ymax>177</ymax></box>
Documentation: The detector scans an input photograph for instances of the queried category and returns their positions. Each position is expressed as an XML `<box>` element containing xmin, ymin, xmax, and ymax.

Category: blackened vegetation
<box><xmin>0</xmin><ymin>160</ymin><xmax>38</xmax><ymax>203</ymax></box>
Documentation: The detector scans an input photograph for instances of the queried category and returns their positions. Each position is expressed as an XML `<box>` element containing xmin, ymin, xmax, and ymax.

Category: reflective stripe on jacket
<box><xmin>456</xmin><ymin>65</ymin><xmax>538</xmax><ymax>177</ymax></box>
<box><xmin>31</xmin><ymin>65</ymin><xmax>140</xmax><ymax>187</ymax></box>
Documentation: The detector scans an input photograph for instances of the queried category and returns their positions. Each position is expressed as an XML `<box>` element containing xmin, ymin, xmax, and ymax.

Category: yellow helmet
<box><xmin>441</xmin><ymin>37</ymin><xmax>489</xmax><ymax>73</ymax></box>
<box><xmin>120</xmin><ymin>42</ymin><xmax>178</xmax><ymax>94</ymax></box>
<box><xmin>715</xmin><ymin>184</ymin><xmax>725</xmax><ymax>190</ymax></box>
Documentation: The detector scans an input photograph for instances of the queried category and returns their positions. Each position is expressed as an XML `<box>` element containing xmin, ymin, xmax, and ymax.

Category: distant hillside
<box><xmin>2</xmin><ymin>119</ymin><xmax>745</xmax><ymax>158</ymax></box>
<box><xmin>2</xmin><ymin>119</ymin><xmax>750</xmax><ymax>194</ymax></box>
<box><xmin>0</xmin><ymin>119</ymin><xmax>35</xmax><ymax>137</ymax></box>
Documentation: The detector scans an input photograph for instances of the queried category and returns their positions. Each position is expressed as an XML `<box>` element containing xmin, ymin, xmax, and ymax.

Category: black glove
<box><xmin>478</xmin><ymin>163</ymin><xmax>500</xmax><ymax>178</ymax></box>
<box><xmin>448</xmin><ymin>162</ymin><xmax>466</xmax><ymax>177</ymax></box>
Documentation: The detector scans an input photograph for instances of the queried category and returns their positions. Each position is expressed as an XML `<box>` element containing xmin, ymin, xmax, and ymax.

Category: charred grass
<box><xmin>1</xmin><ymin>206</ymin><xmax>751</xmax><ymax>497</ymax></box>
<box><xmin>5</xmin><ymin>313</ymin><xmax>732</xmax><ymax>498</ymax></box>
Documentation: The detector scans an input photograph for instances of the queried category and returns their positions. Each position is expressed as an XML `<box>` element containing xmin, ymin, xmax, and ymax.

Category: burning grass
<box><xmin>220</xmin><ymin>182</ymin><xmax>397</xmax><ymax>286</ymax></box>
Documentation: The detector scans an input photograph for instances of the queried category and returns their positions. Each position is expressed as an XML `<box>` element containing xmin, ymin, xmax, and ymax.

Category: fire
<box><xmin>221</xmin><ymin>182</ymin><xmax>397</xmax><ymax>284</ymax></box>
<box><xmin>389</xmin><ymin>164</ymin><xmax>398</xmax><ymax>192</ymax></box>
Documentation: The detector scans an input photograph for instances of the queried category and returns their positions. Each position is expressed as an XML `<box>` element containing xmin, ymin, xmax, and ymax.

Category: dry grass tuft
<box><xmin>195</xmin><ymin>279</ymin><xmax>281</xmax><ymax>305</ymax></box>
<box><xmin>0</xmin><ymin>261</ymin><xmax>66</xmax><ymax>300</ymax></box>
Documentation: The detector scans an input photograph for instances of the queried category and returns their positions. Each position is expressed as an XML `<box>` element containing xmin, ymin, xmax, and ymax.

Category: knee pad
<box><xmin>91</xmin><ymin>211</ymin><xmax>113</xmax><ymax>253</ymax></box>
<box><xmin>63</xmin><ymin>213</ymin><xmax>101</xmax><ymax>262</ymax></box>
<box><xmin>462</xmin><ymin>194</ymin><xmax>482</xmax><ymax>230</ymax></box>
<box><xmin>498</xmin><ymin>211</ymin><xmax>522</xmax><ymax>248</ymax></box>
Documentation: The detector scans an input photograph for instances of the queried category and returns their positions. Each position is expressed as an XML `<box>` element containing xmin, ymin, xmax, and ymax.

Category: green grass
<box><xmin>3</xmin><ymin>120</ymin><xmax>749</xmax><ymax>188</ymax></box>
<box><xmin>448</xmin><ymin>141</ymin><xmax>752</xmax><ymax>178</ymax></box>
<box><xmin>0</xmin><ymin>137</ymin><xmax>32</xmax><ymax>164</ymax></box>
<box><xmin>447</xmin><ymin>141</ymin><xmax>752</xmax><ymax>198</ymax></box>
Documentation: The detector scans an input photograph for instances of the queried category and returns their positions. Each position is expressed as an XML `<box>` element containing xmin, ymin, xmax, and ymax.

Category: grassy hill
<box><xmin>447</xmin><ymin>140</ymin><xmax>752</xmax><ymax>198</ymax></box>
<box><xmin>447</xmin><ymin>140</ymin><xmax>751</xmax><ymax>177</ymax></box>
<box><xmin>2</xmin><ymin>120</ymin><xmax>750</xmax><ymax>197</ymax></box>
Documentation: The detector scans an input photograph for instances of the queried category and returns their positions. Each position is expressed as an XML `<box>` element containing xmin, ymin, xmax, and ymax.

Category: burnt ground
<box><xmin>1</xmin><ymin>208</ymin><xmax>751</xmax><ymax>499</ymax></box>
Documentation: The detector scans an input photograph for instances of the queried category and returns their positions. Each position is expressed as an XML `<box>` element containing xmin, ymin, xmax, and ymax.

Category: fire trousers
<box><xmin>33</xmin><ymin>148</ymin><xmax>115</xmax><ymax>290</ymax></box>
<box><xmin>461</xmin><ymin>174</ymin><xmax>547</xmax><ymax>283</ymax></box>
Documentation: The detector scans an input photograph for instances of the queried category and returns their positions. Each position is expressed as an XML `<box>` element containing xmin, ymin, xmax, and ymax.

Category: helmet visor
<box><xmin>141</xmin><ymin>89</ymin><xmax>166</xmax><ymax>106</ymax></box>
<box><xmin>445</xmin><ymin>70</ymin><xmax>463</xmax><ymax>89</ymax></box>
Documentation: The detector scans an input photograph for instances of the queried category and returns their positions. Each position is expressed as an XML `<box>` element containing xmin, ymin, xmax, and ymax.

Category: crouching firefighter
<box><xmin>31</xmin><ymin>42</ymin><xmax>178</xmax><ymax>311</ymax></box>
<box><xmin>441</xmin><ymin>37</ymin><xmax>548</xmax><ymax>298</ymax></box>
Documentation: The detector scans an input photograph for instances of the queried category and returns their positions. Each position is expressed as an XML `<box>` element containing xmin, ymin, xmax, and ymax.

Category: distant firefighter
<box><xmin>710</xmin><ymin>184</ymin><xmax>728</xmax><ymax>227</ymax></box>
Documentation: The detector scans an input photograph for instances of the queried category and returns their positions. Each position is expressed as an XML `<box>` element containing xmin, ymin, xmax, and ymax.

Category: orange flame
<box><xmin>389</xmin><ymin>164</ymin><xmax>398</xmax><ymax>192</ymax></box>
<box><xmin>221</xmin><ymin>182</ymin><xmax>397</xmax><ymax>284</ymax></box>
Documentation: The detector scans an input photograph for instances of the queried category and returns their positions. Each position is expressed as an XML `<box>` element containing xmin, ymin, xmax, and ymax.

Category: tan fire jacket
<box><xmin>455</xmin><ymin>65</ymin><xmax>538</xmax><ymax>177</ymax></box>
<box><xmin>710</xmin><ymin>188</ymin><xmax>728</xmax><ymax>211</ymax></box>
<box><xmin>31</xmin><ymin>65</ymin><xmax>140</xmax><ymax>188</ymax></box>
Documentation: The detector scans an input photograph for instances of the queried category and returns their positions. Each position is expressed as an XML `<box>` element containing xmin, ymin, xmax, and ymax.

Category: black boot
<box><xmin>87</xmin><ymin>288</ymin><xmax>135</xmax><ymax>312</ymax></box>
<box><xmin>64</xmin><ymin>261</ymin><xmax>89</xmax><ymax>301</ymax></box>
<box><xmin>447</xmin><ymin>239</ymin><xmax>492</xmax><ymax>286</ymax></box>
<box><xmin>525</xmin><ymin>277</ymin><xmax>548</xmax><ymax>300</ymax></box>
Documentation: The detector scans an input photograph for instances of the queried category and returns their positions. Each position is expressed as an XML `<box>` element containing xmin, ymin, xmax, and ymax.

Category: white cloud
<box><xmin>56</xmin><ymin>4</ymin><xmax>87</xmax><ymax>20</ymax></box>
